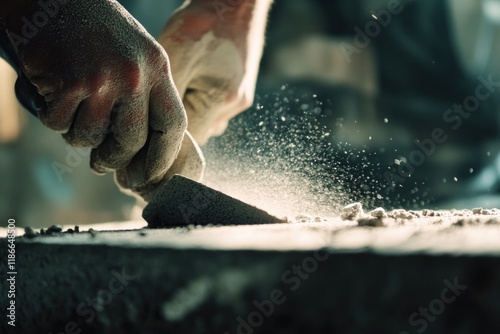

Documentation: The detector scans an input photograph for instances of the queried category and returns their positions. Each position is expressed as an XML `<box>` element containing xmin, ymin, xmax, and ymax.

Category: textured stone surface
<box><xmin>143</xmin><ymin>175</ymin><xmax>287</xmax><ymax>228</ymax></box>
<box><xmin>1</xmin><ymin>216</ymin><xmax>500</xmax><ymax>334</ymax></box>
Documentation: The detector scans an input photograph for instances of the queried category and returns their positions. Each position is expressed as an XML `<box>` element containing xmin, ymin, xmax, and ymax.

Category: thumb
<box><xmin>141</xmin><ymin>131</ymin><xmax>205</xmax><ymax>202</ymax></box>
<box><xmin>116</xmin><ymin>131</ymin><xmax>205</xmax><ymax>202</ymax></box>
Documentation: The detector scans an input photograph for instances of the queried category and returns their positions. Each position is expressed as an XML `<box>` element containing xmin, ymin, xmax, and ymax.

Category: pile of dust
<box><xmin>202</xmin><ymin>86</ymin><xmax>385</xmax><ymax>219</ymax></box>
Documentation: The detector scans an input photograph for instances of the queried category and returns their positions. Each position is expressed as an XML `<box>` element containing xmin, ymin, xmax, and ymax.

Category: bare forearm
<box><xmin>184</xmin><ymin>0</ymin><xmax>273</xmax><ymax>24</ymax></box>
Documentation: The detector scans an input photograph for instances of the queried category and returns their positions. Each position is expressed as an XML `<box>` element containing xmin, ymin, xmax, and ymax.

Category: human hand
<box><xmin>158</xmin><ymin>0</ymin><xmax>272</xmax><ymax>144</ymax></box>
<box><xmin>3</xmin><ymin>0</ymin><xmax>191</xmax><ymax>194</ymax></box>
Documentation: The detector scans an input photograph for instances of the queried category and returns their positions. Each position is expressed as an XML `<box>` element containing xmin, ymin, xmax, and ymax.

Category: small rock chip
<box><xmin>314</xmin><ymin>217</ymin><xmax>322</xmax><ymax>223</ymax></box>
<box><xmin>388</xmin><ymin>209</ymin><xmax>413</xmax><ymax>220</ymax></box>
<box><xmin>74</xmin><ymin>226</ymin><xmax>80</xmax><ymax>233</ymax></box>
<box><xmin>422</xmin><ymin>209</ymin><xmax>434</xmax><ymax>217</ymax></box>
<box><xmin>47</xmin><ymin>225</ymin><xmax>63</xmax><ymax>234</ymax></box>
<box><xmin>481</xmin><ymin>209</ymin><xmax>492</xmax><ymax>215</ymax></box>
<box><xmin>370</xmin><ymin>207</ymin><xmax>387</xmax><ymax>219</ymax></box>
<box><xmin>23</xmin><ymin>227</ymin><xmax>38</xmax><ymax>239</ymax></box>
<box><xmin>88</xmin><ymin>228</ymin><xmax>97</xmax><ymax>238</ymax></box>
<box><xmin>358</xmin><ymin>217</ymin><xmax>385</xmax><ymax>227</ymax></box>
<box><xmin>66</xmin><ymin>229</ymin><xmax>74</xmax><ymax>234</ymax></box>
<box><xmin>295</xmin><ymin>214</ymin><xmax>313</xmax><ymax>223</ymax></box>
<box><xmin>341</xmin><ymin>202</ymin><xmax>363</xmax><ymax>221</ymax></box>
<box><xmin>139</xmin><ymin>231</ymin><xmax>147</xmax><ymax>237</ymax></box>
<box><xmin>454</xmin><ymin>218</ymin><xmax>481</xmax><ymax>226</ymax></box>
<box><xmin>409</xmin><ymin>210</ymin><xmax>421</xmax><ymax>218</ymax></box>
<box><xmin>486</xmin><ymin>219</ymin><xmax>499</xmax><ymax>225</ymax></box>
<box><xmin>472</xmin><ymin>208</ymin><xmax>483</xmax><ymax>215</ymax></box>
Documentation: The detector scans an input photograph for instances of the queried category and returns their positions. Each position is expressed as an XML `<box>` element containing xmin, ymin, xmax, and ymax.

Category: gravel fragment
<box><xmin>88</xmin><ymin>228</ymin><xmax>97</xmax><ymax>238</ymax></box>
<box><xmin>454</xmin><ymin>218</ymin><xmax>482</xmax><ymax>226</ymax></box>
<box><xmin>409</xmin><ymin>210</ymin><xmax>421</xmax><ymax>218</ymax></box>
<box><xmin>341</xmin><ymin>203</ymin><xmax>363</xmax><ymax>221</ymax></box>
<box><xmin>23</xmin><ymin>227</ymin><xmax>38</xmax><ymax>239</ymax></box>
<box><xmin>370</xmin><ymin>208</ymin><xmax>387</xmax><ymax>219</ymax></box>
<box><xmin>47</xmin><ymin>225</ymin><xmax>63</xmax><ymax>234</ymax></box>
<box><xmin>422</xmin><ymin>209</ymin><xmax>433</xmax><ymax>216</ymax></box>
<box><xmin>472</xmin><ymin>208</ymin><xmax>483</xmax><ymax>214</ymax></box>
<box><xmin>295</xmin><ymin>214</ymin><xmax>313</xmax><ymax>223</ymax></box>
<box><xmin>357</xmin><ymin>217</ymin><xmax>385</xmax><ymax>227</ymax></box>
<box><xmin>388</xmin><ymin>209</ymin><xmax>414</xmax><ymax>220</ymax></box>
<box><xmin>486</xmin><ymin>219</ymin><xmax>499</xmax><ymax>225</ymax></box>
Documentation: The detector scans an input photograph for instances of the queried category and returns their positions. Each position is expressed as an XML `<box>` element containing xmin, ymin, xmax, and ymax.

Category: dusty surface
<box><xmin>3</xmin><ymin>207</ymin><xmax>500</xmax><ymax>254</ymax></box>
<box><xmin>2</xmin><ymin>207</ymin><xmax>500</xmax><ymax>333</ymax></box>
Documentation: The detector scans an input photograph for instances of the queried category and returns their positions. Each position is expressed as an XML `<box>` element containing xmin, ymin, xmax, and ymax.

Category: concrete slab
<box><xmin>1</xmin><ymin>214</ymin><xmax>500</xmax><ymax>333</ymax></box>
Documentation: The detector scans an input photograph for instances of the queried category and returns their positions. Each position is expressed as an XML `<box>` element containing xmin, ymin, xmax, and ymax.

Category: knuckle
<box><xmin>119</xmin><ymin>60</ymin><xmax>144</xmax><ymax>94</ymax></box>
<box><xmin>147</xmin><ymin>46</ymin><xmax>173</xmax><ymax>86</ymax></box>
<box><xmin>63</xmin><ymin>129</ymin><xmax>105</xmax><ymax>148</ymax></box>
<box><xmin>225</xmin><ymin>90</ymin><xmax>253</xmax><ymax>111</ymax></box>
<box><xmin>150</xmin><ymin>42</ymin><xmax>171</xmax><ymax>69</ymax></box>
<box><xmin>238</xmin><ymin>94</ymin><xmax>253</xmax><ymax>110</ymax></box>
<box><xmin>40</xmin><ymin>107</ymin><xmax>67</xmax><ymax>132</ymax></box>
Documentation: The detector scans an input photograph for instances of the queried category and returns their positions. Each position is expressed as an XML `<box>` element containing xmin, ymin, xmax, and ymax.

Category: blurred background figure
<box><xmin>241</xmin><ymin>0</ymin><xmax>500</xmax><ymax>210</ymax></box>
<box><xmin>2</xmin><ymin>0</ymin><xmax>500</xmax><ymax>228</ymax></box>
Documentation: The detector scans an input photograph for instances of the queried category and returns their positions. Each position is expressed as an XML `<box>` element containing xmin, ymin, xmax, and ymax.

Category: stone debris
<box><xmin>454</xmin><ymin>218</ymin><xmax>483</xmax><ymax>226</ymax></box>
<box><xmin>23</xmin><ymin>227</ymin><xmax>38</xmax><ymax>239</ymax></box>
<box><xmin>453</xmin><ymin>210</ymin><xmax>473</xmax><ymax>217</ymax></box>
<box><xmin>421</xmin><ymin>209</ymin><xmax>444</xmax><ymax>217</ymax></box>
<box><xmin>341</xmin><ymin>203</ymin><xmax>363</xmax><ymax>221</ymax></box>
<box><xmin>295</xmin><ymin>214</ymin><xmax>313</xmax><ymax>223</ymax></box>
<box><xmin>370</xmin><ymin>208</ymin><xmax>387</xmax><ymax>219</ymax></box>
<box><xmin>357</xmin><ymin>217</ymin><xmax>385</xmax><ymax>227</ymax></box>
<box><xmin>422</xmin><ymin>209</ymin><xmax>434</xmax><ymax>216</ymax></box>
<box><xmin>25</xmin><ymin>225</ymin><xmax>84</xmax><ymax>238</ymax></box>
<box><xmin>486</xmin><ymin>219</ymin><xmax>500</xmax><ymax>225</ymax></box>
<box><xmin>47</xmin><ymin>225</ymin><xmax>63</xmax><ymax>234</ymax></box>
<box><xmin>409</xmin><ymin>210</ymin><xmax>421</xmax><ymax>218</ymax></box>
<box><xmin>468</xmin><ymin>208</ymin><xmax>500</xmax><ymax>216</ymax></box>
<box><xmin>454</xmin><ymin>216</ymin><xmax>500</xmax><ymax>226</ymax></box>
<box><xmin>388</xmin><ymin>209</ymin><xmax>414</xmax><ymax>220</ymax></box>
<box><xmin>472</xmin><ymin>208</ymin><xmax>483</xmax><ymax>214</ymax></box>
